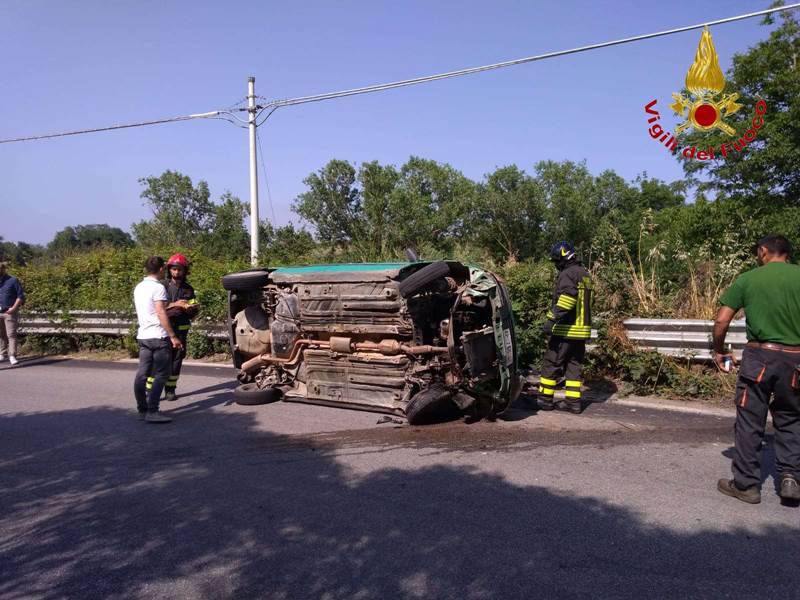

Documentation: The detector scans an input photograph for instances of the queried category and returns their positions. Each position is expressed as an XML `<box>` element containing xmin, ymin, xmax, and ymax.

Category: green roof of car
<box><xmin>272</xmin><ymin>263</ymin><xmax>413</xmax><ymax>274</ymax></box>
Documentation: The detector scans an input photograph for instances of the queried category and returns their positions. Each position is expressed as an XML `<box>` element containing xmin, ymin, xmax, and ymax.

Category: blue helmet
<box><xmin>549</xmin><ymin>241</ymin><xmax>577</xmax><ymax>268</ymax></box>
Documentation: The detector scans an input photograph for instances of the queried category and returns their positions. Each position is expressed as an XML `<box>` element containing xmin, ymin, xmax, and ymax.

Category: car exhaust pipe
<box><xmin>239</xmin><ymin>338</ymin><xmax>449</xmax><ymax>374</ymax></box>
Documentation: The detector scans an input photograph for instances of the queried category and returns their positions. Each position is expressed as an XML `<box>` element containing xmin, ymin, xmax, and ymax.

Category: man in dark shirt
<box><xmin>160</xmin><ymin>253</ymin><xmax>199</xmax><ymax>401</ymax></box>
<box><xmin>713</xmin><ymin>235</ymin><xmax>800</xmax><ymax>504</ymax></box>
<box><xmin>0</xmin><ymin>262</ymin><xmax>25</xmax><ymax>366</ymax></box>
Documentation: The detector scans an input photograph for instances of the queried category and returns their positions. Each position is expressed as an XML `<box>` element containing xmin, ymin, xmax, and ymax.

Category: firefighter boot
<box><xmin>555</xmin><ymin>400</ymin><xmax>582</xmax><ymax>414</ymax></box>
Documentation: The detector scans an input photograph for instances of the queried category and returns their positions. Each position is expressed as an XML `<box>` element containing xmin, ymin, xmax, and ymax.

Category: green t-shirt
<box><xmin>719</xmin><ymin>261</ymin><xmax>800</xmax><ymax>345</ymax></box>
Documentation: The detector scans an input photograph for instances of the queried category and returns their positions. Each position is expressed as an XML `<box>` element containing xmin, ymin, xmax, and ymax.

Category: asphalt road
<box><xmin>1</xmin><ymin>358</ymin><xmax>798</xmax><ymax>599</ymax></box>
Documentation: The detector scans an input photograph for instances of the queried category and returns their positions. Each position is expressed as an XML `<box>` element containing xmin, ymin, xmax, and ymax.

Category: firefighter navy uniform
<box><xmin>538</xmin><ymin>244</ymin><xmax>593</xmax><ymax>412</ymax></box>
<box><xmin>145</xmin><ymin>276</ymin><xmax>199</xmax><ymax>398</ymax></box>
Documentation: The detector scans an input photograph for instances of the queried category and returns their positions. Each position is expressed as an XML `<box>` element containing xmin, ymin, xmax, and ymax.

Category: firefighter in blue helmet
<box><xmin>537</xmin><ymin>242</ymin><xmax>593</xmax><ymax>414</ymax></box>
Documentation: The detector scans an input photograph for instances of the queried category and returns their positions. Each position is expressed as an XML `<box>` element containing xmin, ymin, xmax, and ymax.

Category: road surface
<box><xmin>1</xmin><ymin>358</ymin><xmax>798</xmax><ymax>599</ymax></box>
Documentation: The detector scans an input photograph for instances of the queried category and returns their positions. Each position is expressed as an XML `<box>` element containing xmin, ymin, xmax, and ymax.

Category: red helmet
<box><xmin>167</xmin><ymin>253</ymin><xmax>189</xmax><ymax>269</ymax></box>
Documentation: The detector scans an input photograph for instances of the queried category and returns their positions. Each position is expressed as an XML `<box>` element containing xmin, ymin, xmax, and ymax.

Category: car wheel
<box><xmin>221</xmin><ymin>269</ymin><xmax>271</xmax><ymax>291</ymax></box>
<box><xmin>398</xmin><ymin>261</ymin><xmax>452</xmax><ymax>298</ymax></box>
<box><xmin>405</xmin><ymin>384</ymin><xmax>462</xmax><ymax>425</ymax></box>
<box><xmin>233</xmin><ymin>384</ymin><xmax>282</xmax><ymax>406</ymax></box>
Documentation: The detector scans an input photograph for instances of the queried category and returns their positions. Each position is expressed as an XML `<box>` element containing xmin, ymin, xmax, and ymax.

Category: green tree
<box><xmin>469</xmin><ymin>165</ymin><xmax>546</xmax><ymax>262</ymax></box>
<box><xmin>386</xmin><ymin>156</ymin><xmax>475</xmax><ymax>257</ymax></box>
<box><xmin>132</xmin><ymin>171</ymin><xmax>215</xmax><ymax>248</ymax></box>
<box><xmin>360</xmin><ymin>160</ymin><xmax>400</xmax><ymax>259</ymax></box>
<box><xmin>258</xmin><ymin>222</ymin><xmax>317</xmax><ymax>265</ymax></box>
<box><xmin>0</xmin><ymin>236</ymin><xmax>45</xmax><ymax>266</ymax></box>
<box><xmin>198</xmin><ymin>192</ymin><xmax>250</xmax><ymax>261</ymax></box>
<box><xmin>536</xmin><ymin>160</ymin><xmax>603</xmax><ymax>250</ymax></box>
<box><xmin>293</xmin><ymin>160</ymin><xmax>368</xmax><ymax>258</ymax></box>
<box><xmin>678</xmin><ymin>10</ymin><xmax>800</xmax><ymax>205</ymax></box>
<box><xmin>132</xmin><ymin>170</ymin><xmax>250</xmax><ymax>261</ymax></box>
<box><xmin>48</xmin><ymin>224</ymin><xmax>133</xmax><ymax>254</ymax></box>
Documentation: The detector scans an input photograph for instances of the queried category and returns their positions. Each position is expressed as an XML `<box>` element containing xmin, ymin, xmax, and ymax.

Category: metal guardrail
<box><xmin>623</xmin><ymin>318</ymin><xmax>746</xmax><ymax>361</ymax></box>
<box><xmin>17</xmin><ymin>311</ymin><xmax>743</xmax><ymax>361</ymax></box>
<box><xmin>18</xmin><ymin>310</ymin><xmax>228</xmax><ymax>340</ymax></box>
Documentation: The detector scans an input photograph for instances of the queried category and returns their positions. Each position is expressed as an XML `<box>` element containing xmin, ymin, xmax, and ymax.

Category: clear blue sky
<box><xmin>0</xmin><ymin>0</ymin><xmax>780</xmax><ymax>245</ymax></box>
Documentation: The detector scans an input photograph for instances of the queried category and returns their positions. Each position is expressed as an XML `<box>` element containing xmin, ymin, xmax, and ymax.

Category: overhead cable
<box><xmin>1</xmin><ymin>2</ymin><xmax>798</xmax><ymax>144</ymax></box>
<box><xmin>260</xmin><ymin>3</ymin><xmax>800</xmax><ymax>111</ymax></box>
<box><xmin>0</xmin><ymin>111</ymin><xmax>222</xmax><ymax>144</ymax></box>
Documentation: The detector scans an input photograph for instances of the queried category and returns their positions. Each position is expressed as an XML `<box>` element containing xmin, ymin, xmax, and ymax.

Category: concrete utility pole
<box><xmin>247</xmin><ymin>76</ymin><xmax>260</xmax><ymax>266</ymax></box>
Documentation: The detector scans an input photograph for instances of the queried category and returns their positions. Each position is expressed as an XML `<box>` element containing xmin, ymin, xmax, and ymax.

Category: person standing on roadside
<box><xmin>0</xmin><ymin>262</ymin><xmax>25</xmax><ymax>366</ymax></box>
<box><xmin>160</xmin><ymin>253</ymin><xmax>200</xmax><ymax>401</ymax></box>
<box><xmin>536</xmin><ymin>241</ymin><xmax>594</xmax><ymax>414</ymax></box>
<box><xmin>133</xmin><ymin>256</ymin><xmax>183</xmax><ymax>424</ymax></box>
<box><xmin>714</xmin><ymin>235</ymin><xmax>800</xmax><ymax>504</ymax></box>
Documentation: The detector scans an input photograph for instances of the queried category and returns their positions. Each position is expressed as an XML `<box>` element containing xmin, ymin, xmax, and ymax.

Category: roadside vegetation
<box><xmin>3</xmin><ymin>13</ymin><xmax>798</xmax><ymax>400</ymax></box>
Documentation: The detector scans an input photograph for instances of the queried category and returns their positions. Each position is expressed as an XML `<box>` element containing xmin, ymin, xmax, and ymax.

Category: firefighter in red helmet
<box><xmin>153</xmin><ymin>253</ymin><xmax>200</xmax><ymax>401</ymax></box>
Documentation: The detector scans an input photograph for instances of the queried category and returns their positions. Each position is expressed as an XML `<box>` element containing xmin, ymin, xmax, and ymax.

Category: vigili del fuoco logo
<box><xmin>644</xmin><ymin>26</ymin><xmax>767</xmax><ymax>161</ymax></box>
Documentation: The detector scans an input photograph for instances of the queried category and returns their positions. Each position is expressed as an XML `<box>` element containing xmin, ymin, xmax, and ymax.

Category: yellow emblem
<box><xmin>670</xmin><ymin>27</ymin><xmax>742</xmax><ymax>136</ymax></box>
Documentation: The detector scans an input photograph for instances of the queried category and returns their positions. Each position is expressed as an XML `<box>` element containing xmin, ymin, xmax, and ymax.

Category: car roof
<box><xmin>270</xmin><ymin>262</ymin><xmax>423</xmax><ymax>283</ymax></box>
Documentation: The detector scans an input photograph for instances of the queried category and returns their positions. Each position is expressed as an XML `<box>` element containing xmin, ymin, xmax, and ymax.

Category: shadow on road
<box><xmin>0</xmin><ymin>403</ymin><xmax>796</xmax><ymax>599</ymax></box>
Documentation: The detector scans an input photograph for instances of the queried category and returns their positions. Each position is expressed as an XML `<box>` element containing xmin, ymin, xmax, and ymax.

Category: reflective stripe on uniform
<box><xmin>551</xmin><ymin>324</ymin><xmax>591</xmax><ymax>339</ymax></box>
<box><xmin>565</xmin><ymin>380</ymin><xmax>582</xmax><ymax>388</ymax></box>
<box><xmin>539</xmin><ymin>385</ymin><xmax>555</xmax><ymax>396</ymax></box>
<box><xmin>556</xmin><ymin>294</ymin><xmax>577</xmax><ymax>310</ymax></box>
<box><xmin>546</xmin><ymin>310</ymin><xmax>554</xmax><ymax>320</ymax></box>
<box><xmin>186</xmin><ymin>298</ymin><xmax>199</xmax><ymax>306</ymax></box>
<box><xmin>177</xmin><ymin>324</ymin><xmax>191</xmax><ymax>331</ymax></box>
<box><xmin>565</xmin><ymin>390</ymin><xmax>581</xmax><ymax>399</ymax></box>
<box><xmin>539</xmin><ymin>377</ymin><xmax>557</xmax><ymax>386</ymax></box>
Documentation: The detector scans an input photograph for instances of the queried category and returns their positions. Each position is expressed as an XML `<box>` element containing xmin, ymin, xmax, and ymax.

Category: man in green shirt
<box><xmin>713</xmin><ymin>235</ymin><xmax>800</xmax><ymax>504</ymax></box>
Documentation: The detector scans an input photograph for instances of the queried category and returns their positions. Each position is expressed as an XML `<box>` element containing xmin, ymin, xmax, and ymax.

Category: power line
<box><xmin>1</xmin><ymin>2</ymin><xmax>798</xmax><ymax>145</ymax></box>
<box><xmin>258</xmin><ymin>2</ymin><xmax>800</xmax><ymax>113</ymax></box>
<box><xmin>0</xmin><ymin>111</ymin><xmax>223</xmax><ymax>144</ymax></box>
<box><xmin>255</xmin><ymin>128</ymin><xmax>278</xmax><ymax>225</ymax></box>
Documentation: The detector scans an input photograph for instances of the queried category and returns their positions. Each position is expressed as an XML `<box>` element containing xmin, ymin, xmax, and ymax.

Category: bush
<box><xmin>21</xmin><ymin>333</ymin><xmax>127</xmax><ymax>356</ymax></box>
<box><xmin>498</xmin><ymin>260</ymin><xmax>554</xmax><ymax>367</ymax></box>
<box><xmin>585</xmin><ymin>323</ymin><xmax>733</xmax><ymax>399</ymax></box>
<box><xmin>186</xmin><ymin>330</ymin><xmax>229</xmax><ymax>359</ymax></box>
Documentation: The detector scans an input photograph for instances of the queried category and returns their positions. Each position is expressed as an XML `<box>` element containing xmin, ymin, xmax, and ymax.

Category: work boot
<box><xmin>779</xmin><ymin>475</ymin><xmax>800</xmax><ymax>500</ymax></box>
<box><xmin>137</xmin><ymin>412</ymin><xmax>146</xmax><ymax>421</ymax></box>
<box><xmin>717</xmin><ymin>479</ymin><xmax>761</xmax><ymax>504</ymax></box>
<box><xmin>164</xmin><ymin>390</ymin><xmax>178</xmax><ymax>402</ymax></box>
<box><xmin>555</xmin><ymin>400</ymin><xmax>582</xmax><ymax>414</ymax></box>
<box><xmin>537</xmin><ymin>397</ymin><xmax>556</xmax><ymax>411</ymax></box>
<box><xmin>145</xmin><ymin>411</ymin><xmax>172</xmax><ymax>424</ymax></box>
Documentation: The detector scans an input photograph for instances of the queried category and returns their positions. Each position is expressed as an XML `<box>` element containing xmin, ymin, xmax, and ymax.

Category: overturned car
<box><xmin>221</xmin><ymin>261</ymin><xmax>522</xmax><ymax>424</ymax></box>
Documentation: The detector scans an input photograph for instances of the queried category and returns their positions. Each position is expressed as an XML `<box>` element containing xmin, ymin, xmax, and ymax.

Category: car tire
<box><xmin>398</xmin><ymin>261</ymin><xmax>452</xmax><ymax>298</ymax></box>
<box><xmin>233</xmin><ymin>384</ymin><xmax>282</xmax><ymax>405</ymax></box>
<box><xmin>405</xmin><ymin>384</ymin><xmax>462</xmax><ymax>425</ymax></box>
<box><xmin>221</xmin><ymin>269</ymin><xmax>271</xmax><ymax>291</ymax></box>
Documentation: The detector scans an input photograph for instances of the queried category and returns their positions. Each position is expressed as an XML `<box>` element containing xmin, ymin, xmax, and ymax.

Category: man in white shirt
<box><xmin>133</xmin><ymin>256</ymin><xmax>183</xmax><ymax>423</ymax></box>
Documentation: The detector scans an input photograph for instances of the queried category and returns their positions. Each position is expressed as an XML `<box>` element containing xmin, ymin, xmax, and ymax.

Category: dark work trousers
<box><xmin>539</xmin><ymin>337</ymin><xmax>586</xmax><ymax>401</ymax></box>
<box><xmin>732</xmin><ymin>346</ymin><xmax>800</xmax><ymax>488</ymax></box>
<box><xmin>165</xmin><ymin>329</ymin><xmax>189</xmax><ymax>392</ymax></box>
<box><xmin>134</xmin><ymin>338</ymin><xmax>172</xmax><ymax>413</ymax></box>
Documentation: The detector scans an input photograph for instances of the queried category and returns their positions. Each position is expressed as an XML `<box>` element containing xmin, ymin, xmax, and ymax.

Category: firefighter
<box><xmin>537</xmin><ymin>241</ymin><xmax>593</xmax><ymax>414</ymax></box>
<box><xmin>150</xmin><ymin>253</ymin><xmax>199</xmax><ymax>401</ymax></box>
<box><xmin>714</xmin><ymin>235</ymin><xmax>800</xmax><ymax>504</ymax></box>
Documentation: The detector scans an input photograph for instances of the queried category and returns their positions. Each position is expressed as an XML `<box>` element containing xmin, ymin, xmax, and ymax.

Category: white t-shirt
<box><xmin>134</xmin><ymin>276</ymin><xmax>169</xmax><ymax>340</ymax></box>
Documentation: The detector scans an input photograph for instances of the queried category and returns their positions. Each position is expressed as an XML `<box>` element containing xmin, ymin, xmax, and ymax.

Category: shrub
<box><xmin>498</xmin><ymin>260</ymin><xmax>554</xmax><ymax>367</ymax></box>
